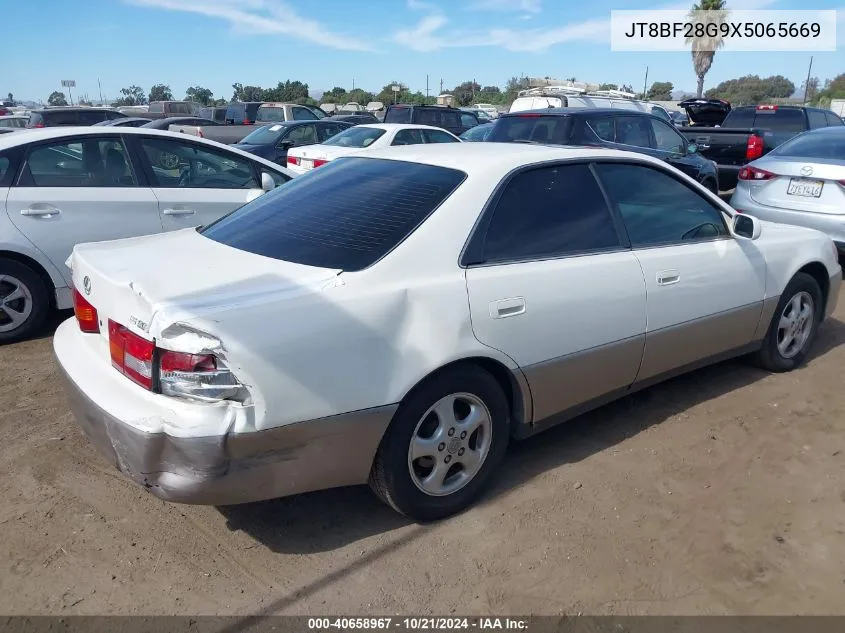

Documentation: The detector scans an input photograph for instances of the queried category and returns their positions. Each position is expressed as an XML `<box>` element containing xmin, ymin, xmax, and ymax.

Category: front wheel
<box><xmin>369</xmin><ymin>365</ymin><xmax>510</xmax><ymax>521</ymax></box>
<box><xmin>753</xmin><ymin>272</ymin><xmax>822</xmax><ymax>372</ymax></box>
<box><xmin>0</xmin><ymin>258</ymin><xmax>51</xmax><ymax>344</ymax></box>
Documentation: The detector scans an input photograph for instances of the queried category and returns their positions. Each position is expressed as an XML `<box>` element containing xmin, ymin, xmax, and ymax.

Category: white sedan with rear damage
<box><xmin>284</xmin><ymin>123</ymin><xmax>460</xmax><ymax>174</ymax></box>
<box><xmin>55</xmin><ymin>144</ymin><xmax>841</xmax><ymax>521</ymax></box>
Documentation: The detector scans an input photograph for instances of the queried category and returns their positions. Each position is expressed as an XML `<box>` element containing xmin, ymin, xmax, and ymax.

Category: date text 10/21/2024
<box><xmin>307</xmin><ymin>618</ymin><xmax>530</xmax><ymax>631</ymax></box>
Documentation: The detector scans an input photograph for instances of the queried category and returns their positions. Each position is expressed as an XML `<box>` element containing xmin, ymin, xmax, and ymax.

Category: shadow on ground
<box><xmin>218</xmin><ymin>317</ymin><xmax>845</xmax><ymax>555</ymax></box>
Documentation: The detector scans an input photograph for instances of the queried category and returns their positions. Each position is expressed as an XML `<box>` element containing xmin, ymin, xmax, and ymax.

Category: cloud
<box><xmin>393</xmin><ymin>14</ymin><xmax>451</xmax><ymax>52</ymax></box>
<box><xmin>126</xmin><ymin>0</ymin><xmax>375</xmax><ymax>51</ymax></box>
<box><xmin>468</xmin><ymin>0</ymin><xmax>542</xmax><ymax>13</ymax></box>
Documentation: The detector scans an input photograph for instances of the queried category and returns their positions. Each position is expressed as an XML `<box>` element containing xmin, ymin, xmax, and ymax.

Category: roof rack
<box><xmin>588</xmin><ymin>89</ymin><xmax>638</xmax><ymax>99</ymax></box>
<box><xmin>517</xmin><ymin>86</ymin><xmax>586</xmax><ymax>97</ymax></box>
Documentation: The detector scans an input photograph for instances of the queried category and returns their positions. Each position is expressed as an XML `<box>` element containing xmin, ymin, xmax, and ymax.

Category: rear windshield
<box><xmin>200</xmin><ymin>157</ymin><xmax>466</xmax><ymax>271</ymax></box>
<box><xmin>256</xmin><ymin>106</ymin><xmax>286</xmax><ymax>122</ymax></box>
<box><xmin>323</xmin><ymin>127</ymin><xmax>386</xmax><ymax>148</ymax></box>
<box><xmin>725</xmin><ymin>108</ymin><xmax>806</xmax><ymax>133</ymax></box>
<box><xmin>384</xmin><ymin>107</ymin><xmax>412</xmax><ymax>123</ymax></box>
<box><xmin>169</xmin><ymin>103</ymin><xmax>195</xmax><ymax>115</ymax></box>
<box><xmin>487</xmin><ymin>115</ymin><xmax>573</xmax><ymax>144</ymax></box>
<box><xmin>770</xmin><ymin>130</ymin><xmax>845</xmax><ymax>159</ymax></box>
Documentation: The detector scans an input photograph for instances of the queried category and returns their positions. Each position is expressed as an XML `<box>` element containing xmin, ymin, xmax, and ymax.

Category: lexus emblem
<box><xmin>82</xmin><ymin>276</ymin><xmax>91</xmax><ymax>296</ymax></box>
<box><xmin>800</xmin><ymin>165</ymin><xmax>813</xmax><ymax>176</ymax></box>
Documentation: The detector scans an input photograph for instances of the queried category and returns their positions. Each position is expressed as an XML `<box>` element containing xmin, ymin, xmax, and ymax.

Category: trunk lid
<box><xmin>747</xmin><ymin>157</ymin><xmax>845</xmax><ymax>214</ymax></box>
<box><xmin>288</xmin><ymin>145</ymin><xmax>361</xmax><ymax>170</ymax></box>
<box><xmin>679</xmin><ymin>98</ymin><xmax>731</xmax><ymax>126</ymax></box>
<box><xmin>69</xmin><ymin>228</ymin><xmax>342</xmax><ymax>348</ymax></box>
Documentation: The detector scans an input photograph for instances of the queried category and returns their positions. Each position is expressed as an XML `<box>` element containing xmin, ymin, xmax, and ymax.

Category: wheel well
<box><xmin>0</xmin><ymin>250</ymin><xmax>57</xmax><ymax>310</ymax></box>
<box><xmin>797</xmin><ymin>261</ymin><xmax>829</xmax><ymax>315</ymax></box>
<box><xmin>403</xmin><ymin>357</ymin><xmax>528</xmax><ymax>434</ymax></box>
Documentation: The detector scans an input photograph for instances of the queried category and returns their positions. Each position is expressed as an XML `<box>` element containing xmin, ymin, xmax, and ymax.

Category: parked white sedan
<box><xmin>285</xmin><ymin>123</ymin><xmax>460</xmax><ymax>174</ymax></box>
<box><xmin>0</xmin><ymin>127</ymin><xmax>295</xmax><ymax>342</ymax></box>
<box><xmin>55</xmin><ymin>144</ymin><xmax>841</xmax><ymax>521</ymax></box>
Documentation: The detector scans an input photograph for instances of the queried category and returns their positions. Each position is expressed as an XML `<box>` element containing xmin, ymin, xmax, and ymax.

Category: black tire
<box><xmin>369</xmin><ymin>365</ymin><xmax>510</xmax><ymax>521</ymax></box>
<box><xmin>0</xmin><ymin>258</ymin><xmax>51</xmax><ymax>344</ymax></box>
<box><xmin>753</xmin><ymin>272</ymin><xmax>822</xmax><ymax>372</ymax></box>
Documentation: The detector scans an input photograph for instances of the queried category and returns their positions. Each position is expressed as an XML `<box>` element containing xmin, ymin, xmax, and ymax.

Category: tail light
<box><xmin>31</xmin><ymin>122</ymin><xmax>45</xmax><ymax>128</ymax></box>
<box><xmin>159</xmin><ymin>350</ymin><xmax>242</xmax><ymax>401</ymax></box>
<box><xmin>756</xmin><ymin>105</ymin><xmax>778</xmax><ymax>111</ymax></box>
<box><xmin>197</xmin><ymin>128</ymin><xmax>204</xmax><ymax>138</ymax></box>
<box><xmin>287</xmin><ymin>155</ymin><xmax>300</xmax><ymax>166</ymax></box>
<box><xmin>738</xmin><ymin>166</ymin><xmax>775</xmax><ymax>181</ymax></box>
<box><xmin>243</xmin><ymin>118</ymin><xmax>251</xmax><ymax>125</ymax></box>
<box><xmin>746</xmin><ymin>134</ymin><xmax>764</xmax><ymax>161</ymax></box>
<box><xmin>109</xmin><ymin>320</ymin><xmax>154</xmax><ymax>390</ymax></box>
<box><xmin>312</xmin><ymin>159</ymin><xmax>328</xmax><ymax>168</ymax></box>
<box><xmin>108</xmin><ymin>319</ymin><xmax>243</xmax><ymax>401</ymax></box>
<box><xmin>73</xmin><ymin>288</ymin><xmax>99</xmax><ymax>333</ymax></box>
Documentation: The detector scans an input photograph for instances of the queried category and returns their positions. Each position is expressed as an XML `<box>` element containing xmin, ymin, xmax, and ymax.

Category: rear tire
<box><xmin>0</xmin><ymin>258</ymin><xmax>51</xmax><ymax>344</ymax></box>
<box><xmin>369</xmin><ymin>365</ymin><xmax>510</xmax><ymax>521</ymax></box>
<box><xmin>753</xmin><ymin>272</ymin><xmax>822</xmax><ymax>372</ymax></box>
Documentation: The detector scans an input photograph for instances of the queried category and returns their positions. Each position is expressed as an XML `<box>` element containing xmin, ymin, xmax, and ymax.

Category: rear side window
<box><xmin>0</xmin><ymin>150</ymin><xmax>20</xmax><ymax>186</ymax></box>
<box><xmin>487</xmin><ymin>115</ymin><xmax>573</xmax><ymax>144</ymax></box>
<box><xmin>292</xmin><ymin>106</ymin><xmax>317</xmax><ymax>121</ymax></box>
<box><xmin>149</xmin><ymin>103</ymin><xmax>164</xmax><ymax>114</ymax></box>
<box><xmin>481</xmin><ymin>163</ymin><xmax>621</xmax><ymax>263</ymax></box>
<box><xmin>384</xmin><ymin>107</ymin><xmax>411</xmax><ymax>123</ymax></box>
<box><xmin>808</xmin><ymin>110</ymin><xmax>828</xmax><ymax>129</ymax></box>
<box><xmin>256</xmin><ymin>106</ymin><xmax>285</xmax><ymax>122</ymax></box>
<box><xmin>200</xmin><ymin>158</ymin><xmax>466</xmax><ymax>271</ymax></box>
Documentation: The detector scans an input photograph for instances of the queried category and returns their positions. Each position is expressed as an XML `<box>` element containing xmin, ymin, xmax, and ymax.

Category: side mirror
<box><xmin>260</xmin><ymin>171</ymin><xmax>276</xmax><ymax>193</ymax></box>
<box><xmin>687</xmin><ymin>142</ymin><xmax>698</xmax><ymax>154</ymax></box>
<box><xmin>276</xmin><ymin>139</ymin><xmax>293</xmax><ymax>149</ymax></box>
<box><xmin>732</xmin><ymin>213</ymin><xmax>761</xmax><ymax>240</ymax></box>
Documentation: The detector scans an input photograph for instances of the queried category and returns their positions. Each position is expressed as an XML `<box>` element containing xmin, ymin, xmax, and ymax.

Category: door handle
<box><xmin>21</xmin><ymin>206</ymin><xmax>61</xmax><ymax>217</ymax></box>
<box><xmin>162</xmin><ymin>208</ymin><xmax>196</xmax><ymax>216</ymax></box>
<box><xmin>656</xmin><ymin>269</ymin><xmax>680</xmax><ymax>286</ymax></box>
<box><xmin>490</xmin><ymin>297</ymin><xmax>526</xmax><ymax>319</ymax></box>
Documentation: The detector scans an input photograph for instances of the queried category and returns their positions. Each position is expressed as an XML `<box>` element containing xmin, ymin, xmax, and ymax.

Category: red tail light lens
<box><xmin>738</xmin><ymin>166</ymin><xmax>775</xmax><ymax>181</ymax></box>
<box><xmin>158</xmin><ymin>349</ymin><xmax>241</xmax><ymax>400</ymax></box>
<box><xmin>756</xmin><ymin>104</ymin><xmax>778</xmax><ymax>111</ymax></box>
<box><xmin>31</xmin><ymin>122</ymin><xmax>45</xmax><ymax>128</ymax></box>
<box><xmin>746</xmin><ymin>134</ymin><xmax>764</xmax><ymax>161</ymax></box>
<box><xmin>160</xmin><ymin>350</ymin><xmax>217</xmax><ymax>372</ymax></box>
<box><xmin>243</xmin><ymin>119</ymin><xmax>251</xmax><ymax>125</ymax></box>
<box><xmin>108</xmin><ymin>320</ymin><xmax>154</xmax><ymax>390</ymax></box>
<box><xmin>73</xmin><ymin>288</ymin><xmax>99</xmax><ymax>333</ymax></box>
<box><xmin>312</xmin><ymin>159</ymin><xmax>328</xmax><ymax>168</ymax></box>
<box><xmin>287</xmin><ymin>155</ymin><xmax>300</xmax><ymax>166</ymax></box>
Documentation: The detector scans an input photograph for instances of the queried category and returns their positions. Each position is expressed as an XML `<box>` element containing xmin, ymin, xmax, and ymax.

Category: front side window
<box><xmin>392</xmin><ymin>129</ymin><xmax>425</xmax><ymax>145</ymax></box>
<box><xmin>460</xmin><ymin>114</ymin><xmax>477</xmax><ymax>128</ymax></box>
<box><xmin>292</xmin><ymin>106</ymin><xmax>318</xmax><ymax>121</ymax></box>
<box><xmin>595</xmin><ymin>162</ymin><xmax>728</xmax><ymax>247</ymax></box>
<box><xmin>584</xmin><ymin>117</ymin><xmax>615</xmax><ymax>142</ymax></box>
<box><xmin>650</xmin><ymin>118</ymin><xmax>685</xmax><ymax>153</ymax></box>
<box><xmin>423</xmin><ymin>129</ymin><xmax>459</xmax><ymax>144</ymax></box>
<box><xmin>23</xmin><ymin>138</ymin><xmax>136</xmax><ymax>187</ymax></box>
<box><xmin>283</xmin><ymin>124</ymin><xmax>317</xmax><ymax>146</ymax></box>
<box><xmin>138</xmin><ymin>137</ymin><xmax>259</xmax><ymax>189</ymax></box>
<box><xmin>481</xmin><ymin>163</ymin><xmax>621</xmax><ymax>263</ymax></box>
<box><xmin>200</xmin><ymin>158</ymin><xmax>465</xmax><ymax>271</ymax></box>
<box><xmin>807</xmin><ymin>110</ymin><xmax>828</xmax><ymax>129</ymax></box>
<box><xmin>825</xmin><ymin>112</ymin><xmax>843</xmax><ymax>126</ymax></box>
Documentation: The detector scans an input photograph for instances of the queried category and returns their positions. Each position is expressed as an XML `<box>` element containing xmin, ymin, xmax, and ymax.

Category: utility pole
<box><xmin>98</xmin><ymin>79</ymin><xmax>103</xmax><ymax>105</ymax></box>
<box><xmin>352</xmin><ymin>77</ymin><xmax>355</xmax><ymax>91</ymax></box>
<box><xmin>802</xmin><ymin>56</ymin><xmax>814</xmax><ymax>104</ymax></box>
<box><xmin>472</xmin><ymin>78</ymin><xmax>475</xmax><ymax>100</ymax></box>
<box><xmin>426</xmin><ymin>74</ymin><xmax>429</xmax><ymax>99</ymax></box>
<box><xmin>440</xmin><ymin>78</ymin><xmax>443</xmax><ymax>95</ymax></box>
<box><xmin>642</xmin><ymin>66</ymin><xmax>648</xmax><ymax>100</ymax></box>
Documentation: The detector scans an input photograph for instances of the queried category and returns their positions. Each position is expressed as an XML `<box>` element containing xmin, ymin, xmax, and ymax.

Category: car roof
<box><xmin>357</xmin><ymin>141</ymin><xmax>667</xmax><ymax>173</ymax></box>
<box><xmin>503</xmin><ymin>107</ymin><xmax>643</xmax><ymax>117</ymax></box>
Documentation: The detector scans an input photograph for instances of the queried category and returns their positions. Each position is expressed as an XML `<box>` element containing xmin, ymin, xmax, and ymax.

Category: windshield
<box><xmin>770</xmin><ymin>130</ymin><xmax>845</xmax><ymax>159</ymax></box>
<box><xmin>460</xmin><ymin>124</ymin><xmax>493</xmax><ymax>141</ymax></box>
<box><xmin>487</xmin><ymin>115</ymin><xmax>572</xmax><ymax>144</ymax></box>
<box><xmin>200</xmin><ymin>157</ymin><xmax>466</xmax><ymax>271</ymax></box>
<box><xmin>240</xmin><ymin>124</ymin><xmax>287</xmax><ymax>144</ymax></box>
<box><xmin>323</xmin><ymin>127</ymin><xmax>386</xmax><ymax>148</ymax></box>
<box><xmin>256</xmin><ymin>106</ymin><xmax>285</xmax><ymax>122</ymax></box>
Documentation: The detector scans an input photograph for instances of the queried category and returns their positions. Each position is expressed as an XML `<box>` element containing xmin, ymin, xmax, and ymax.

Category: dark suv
<box><xmin>225</xmin><ymin>102</ymin><xmax>264</xmax><ymax>125</ymax></box>
<box><xmin>27</xmin><ymin>107</ymin><xmax>126</xmax><ymax>128</ymax></box>
<box><xmin>383</xmin><ymin>104</ymin><xmax>477</xmax><ymax>136</ymax></box>
<box><xmin>488</xmin><ymin>108</ymin><xmax>719</xmax><ymax>193</ymax></box>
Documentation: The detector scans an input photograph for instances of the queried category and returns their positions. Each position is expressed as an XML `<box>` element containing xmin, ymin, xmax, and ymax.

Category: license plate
<box><xmin>300</xmin><ymin>158</ymin><xmax>313</xmax><ymax>170</ymax></box>
<box><xmin>787</xmin><ymin>178</ymin><xmax>823</xmax><ymax>198</ymax></box>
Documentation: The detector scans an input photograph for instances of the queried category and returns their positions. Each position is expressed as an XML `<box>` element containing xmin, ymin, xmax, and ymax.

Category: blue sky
<box><xmin>4</xmin><ymin>0</ymin><xmax>843</xmax><ymax>104</ymax></box>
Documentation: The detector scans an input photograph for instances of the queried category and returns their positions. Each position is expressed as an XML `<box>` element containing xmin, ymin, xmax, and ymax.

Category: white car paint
<box><xmin>54</xmin><ymin>144</ymin><xmax>840</xmax><ymax>510</ymax></box>
<box><xmin>285</xmin><ymin>124</ymin><xmax>461</xmax><ymax>174</ymax></box>
<box><xmin>0</xmin><ymin>127</ymin><xmax>296</xmax><ymax>312</ymax></box>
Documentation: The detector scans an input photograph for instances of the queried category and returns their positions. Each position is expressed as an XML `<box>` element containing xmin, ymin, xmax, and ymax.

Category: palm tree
<box><xmin>686</xmin><ymin>0</ymin><xmax>729</xmax><ymax>97</ymax></box>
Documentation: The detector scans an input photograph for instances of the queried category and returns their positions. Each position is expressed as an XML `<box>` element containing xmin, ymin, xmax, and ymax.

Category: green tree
<box><xmin>5</xmin><ymin>92</ymin><xmax>13</xmax><ymax>105</ymax></box>
<box><xmin>113</xmin><ymin>85</ymin><xmax>146</xmax><ymax>106</ymax></box>
<box><xmin>705</xmin><ymin>74</ymin><xmax>794</xmax><ymax>104</ymax></box>
<box><xmin>800</xmin><ymin>77</ymin><xmax>820</xmax><ymax>103</ymax></box>
<box><xmin>476</xmin><ymin>85</ymin><xmax>502</xmax><ymax>105</ymax></box>
<box><xmin>503</xmin><ymin>76</ymin><xmax>528</xmax><ymax>105</ymax></box>
<box><xmin>47</xmin><ymin>91</ymin><xmax>68</xmax><ymax>106</ymax></box>
<box><xmin>149</xmin><ymin>84</ymin><xmax>173</xmax><ymax>102</ymax></box>
<box><xmin>232</xmin><ymin>83</ymin><xmax>264</xmax><ymax>102</ymax></box>
<box><xmin>185</xmin><ymin>86</ymin><xmax>214</xmax><ymax>105</ymax></box>
<box><xmin>451</xmin><ymin>81</ymin><xmax>481</xmax><ymax>107</ymax></box>
<box><xmin>685</xmin><ymin>0</ymin><xmax>728</xmax><ymax>97</ymax></box>
<box><xmin>621</xmin><ymin>84</ymin><xmax>634</xmax><ymax>93</ymax></box>
<box><xmin>375</xmin><ymin>81</ymin><xmax>406</xmax><ymax>104</ymax></box>
<box><xmin>647</xmin><ymin>81</ymin><xmax>675</xmax><ymax>101</ymax></box>
<box><xmin>346</xmin><ymin>88</ymin><xmax>374</xmax><ymax>105</ymax></box>
<box><xmin>262</xmin><ymin>80</ymin><xmax>309</xmax><ymax>102</ymax></box>
<box><xmin>818</xmin><ymin>73</ymin><xmax>845</xmax><ymax>101</ymax></box>
<box><xmin>598</xmin><ymin>83</ymin><xmax>618</xmax><ymax>91</ymax></box>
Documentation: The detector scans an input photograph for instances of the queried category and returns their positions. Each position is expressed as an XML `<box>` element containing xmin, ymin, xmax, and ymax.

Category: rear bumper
<box><xmin>730</xmin><ymin>188</ymin><xmax>845</xmax><ymax>245</ymax></box>
<box><xmin>53</xmin><ymin>319</ymin><xmax>395</xmax><ymax>506</ymax></box>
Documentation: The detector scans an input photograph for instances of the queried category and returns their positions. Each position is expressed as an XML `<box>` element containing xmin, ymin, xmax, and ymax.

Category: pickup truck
<box><xmin>170</xmin><ymin>103</ymin><xmax>323</xmax><ymax>144</ymax></box>
<box><xmin>678</xmin><ymin>101</ymin><xmax>843</xmax><ymax>190</ymax></box>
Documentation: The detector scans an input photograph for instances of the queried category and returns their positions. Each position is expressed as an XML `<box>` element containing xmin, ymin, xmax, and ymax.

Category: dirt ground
<box><xmin>2</xmin><ymin>299</ymin><xmax>845</xmax><ymax>618</ymax></box>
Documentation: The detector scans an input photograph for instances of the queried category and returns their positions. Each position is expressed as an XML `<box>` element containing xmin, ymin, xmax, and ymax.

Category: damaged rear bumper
<box><xmin>53</xmin><ymin>320</ymin><xmax>395</xmax><ymax>506</ymax></box>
